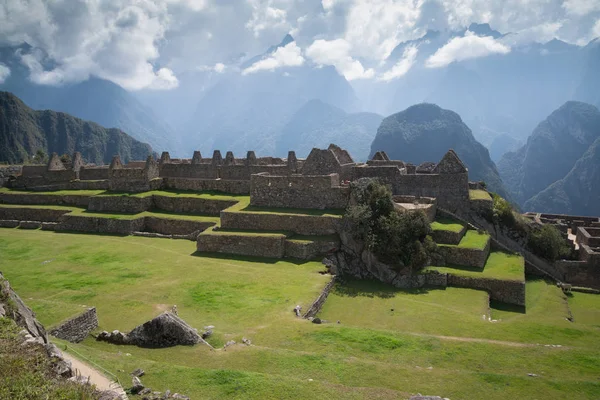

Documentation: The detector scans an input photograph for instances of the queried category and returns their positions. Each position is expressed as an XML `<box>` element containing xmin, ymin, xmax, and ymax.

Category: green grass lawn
<box><xmin>569</xmin><ymin>291</ymin><xmax>600</xmax><ymax>327</ymax></box>
<box><xmin>1</xmin><ymin>230</ymin><xmax>600</xmax><ymax>399</ymax></box>
<box><xmin>0</xmin><ymin>187</ymin><xmax>106</xmax><ymax>196</ymax></box>
<box><xmin>430</xmin><ymin>217</ymin><xmax>465</xmax><ymax>233</ymax></box>
<box><xmin>424</xmin><ymin>252</ymin><xmax>524</xmax><ymax>282</ymax></box>
<box><xmin>453</xmin><ymin>230</ymin><xmax>490</xmax><ymax>249</ymax></box>
<box><xmin>469</xmin><ymin>189</ymin><xmax>492</xmax><ymax>201</ymax></box>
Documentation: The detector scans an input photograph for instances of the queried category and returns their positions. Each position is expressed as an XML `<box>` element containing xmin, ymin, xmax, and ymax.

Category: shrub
<box><xmin>343</xmin><ymin>179</ymin><xmax>436</xmax><ymax>272</ymax></box>
<box><xmin>528</xmin><ymin>225</ymin><xmax>571</xmax><ymax>262</ymax></box>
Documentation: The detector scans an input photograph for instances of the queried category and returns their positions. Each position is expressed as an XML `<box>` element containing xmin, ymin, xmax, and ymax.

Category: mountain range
<box><xmin>0</xmin><ymin>91</ymin><xmax>153</xmax><ymax>164</ymax></box>
<box><xmin>498</xmin><ymin>101</ymin><xmax>600</xmax><ymax>216</ymax></box>
<box><xmin>370</xmin><ymin>103</ymin><xmax>509</xmax><ymax>198</ymax></box>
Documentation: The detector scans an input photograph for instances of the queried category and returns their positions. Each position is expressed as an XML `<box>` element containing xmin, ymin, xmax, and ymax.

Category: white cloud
<box><xmin>0</xmin><ymin>63</ymin><xmax>10</xmax><ymax>84</ymax></box>
<box><xmin>593</xmin><ymin>19</ymin><xmax>600</xmax><ymax>38</ymax></box>
<box><xmin>306</xmin><ymin>38</ymin><xmax>374</xmax><ymax>80</ymax></box>
<box><xmin>378</xmin><ymin>45</ymin><xmax>418</xmax><ymax>81</ymax></box>
<box><xmin>242</xmin><ymin>42</ymin><xmax>304</xmax><ymax>75</ymax></box>
<box><xmin>0</xmin><ymin>0</ymin><xmax>179</xmax><ymax>90</ymax></box>
<box><xmin>500</xmin><ymin>22</ymin><xmax>563</xmax><ymax>46</ymax></box>
<box><xmin>563</xmin><ymin>0</ymin><xmax>600</xmax><ymax>16</ymax></box>
<box><xmin>426</xmin><ymin>31</ymin><xmax>511</xmax><ymax>68</ymax></box>
<box><xmin>342</xmin><ymin>0</ymin><xmax>425</xmax><ymax>61</ymax></box>
<box><xmin>245</xmin><ymin>0</ymin><xmax>289</xmax><ymax>37</ymax></box>
<box><xmin>197</xmin><ymin>63</ymin><xmax>226</xmax><ymax>73</ymax></box>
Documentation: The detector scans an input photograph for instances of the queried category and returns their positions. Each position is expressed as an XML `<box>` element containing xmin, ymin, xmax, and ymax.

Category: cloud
<box><xmin>426</xmin><ymin>31</ymin><xmax>511</xmax><ymax>68</ymax></box>
<box><xmin>245</xmin><ymin>0</ymin><xmax>289</xmax><ymax>37</ymax></box>
<box><xmin>0</xmin><ymin>63</ymin><xmax>10</xmax><ymax>83</ymax></box>
<box><xmin>306</xmin><ymin>38</ymin><xmax>374</xmax><ymax>80</ymax></box>
<box><xmin>341</xmin><ymin>0</ymin><xmax>425</xmax><ymax>61</ymax></box>
<box><xmin>242</xmin><ymin>42</ymin><xmax>304</xmax><ymax>74</ymax></box>
<box><xmin>0</xmin><ymin>0</ymin><xmax>179</xmax><ymax>90</ymax></box>
<box><xmin>563</xmin><ymin>0</ymin><xmax>600</xmax><ymax>16</ymax></box>
<box><xmin>593</xmin><ymin>19</ymin><xmax>600</xmax><ymax>38</ymax></box>
<box><xmin>197</xmin><ymin>62</ymin><xmax>227</xmax><ymax>73</ymax></box>
<box><xmin>379</xmin><ymin>45</ymin><xmax>418</xmax><ymax>81</ymax></box>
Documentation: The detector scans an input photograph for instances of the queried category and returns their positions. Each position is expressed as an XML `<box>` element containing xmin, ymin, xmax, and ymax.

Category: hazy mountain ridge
<box><xmin>524</xmin><ymin>136</ymin><xmax>600</xmax><ymax>216</ymax></box>
<box><xmin>276</xmin><ymin>99</ymin><xmax>382</xmax><ymax>160</ymax></box>
<box><xmin>497</xmin><ymin>101</ymin><xmax>600</xmax><ymax>208</ymax></box>
<box><xmin>369</xmin><ymin>103</ymin><xmax>509</xmax><ymax>198</ymax></box>
<box><xmin>0</xmin><ymin>91</ymin><xmax>153</xmax><ymax>164</ymax></box>
<box><xmin>0</xmin><ymin>44</ymin><xmax>177</xmax><ymax>154</ymax></box>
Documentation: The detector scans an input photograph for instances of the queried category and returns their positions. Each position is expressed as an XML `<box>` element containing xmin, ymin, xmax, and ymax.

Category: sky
<box><xmin>0</xmin><ymin>0</ymin><xmax>599</xmax><ymax>90</ymax></box>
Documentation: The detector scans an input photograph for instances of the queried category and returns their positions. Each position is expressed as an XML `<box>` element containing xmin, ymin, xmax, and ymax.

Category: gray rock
<box><xmin>131</xmin><ymin>368</ymin><xmax>145</xmax><ymax>377</ymax></box>
<box><xmin>0</xmin><ymin>274</ymin><xmax>47</xmax><ymax>342</ymax></box>
<box><xmin>131</xmin><ymin>376</ymin><xmax>145</xmax><ymax>394</ymax></box>
<box><xmin>127</xmin><ymin>312</ymin><xmax>207</xmax><ymax>348</ymax></box>
<box><xmin>312</xmin><ymin>317</ymin><xmax>322</xmax><ymax>324</ymax></box>
<box><xmin>139</xmin><ymin>387</ymin><xmax>152</xmax><ymax>395</ymax></box>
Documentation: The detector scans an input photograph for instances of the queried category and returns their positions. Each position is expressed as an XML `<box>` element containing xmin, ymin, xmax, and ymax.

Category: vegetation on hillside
<box><xmin>0</xmin><ymin>318</ymin><xmax>99</xmax><ymax>399</ymax></box>
<box><xmin>0</xmin><ymin>91</ymin><xmax>153</xmax><ymax>164</ymax></box>
<box><xmin>343</xmin><ymin>179</ymin><xmax>436</xmax><ymax>271</ymax></box>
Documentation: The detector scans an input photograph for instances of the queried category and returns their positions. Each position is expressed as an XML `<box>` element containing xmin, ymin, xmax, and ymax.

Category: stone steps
<box><xmin>437</xmin><ymin>231</ymin><xmax>491</xmax><ymax>269</ymax></box>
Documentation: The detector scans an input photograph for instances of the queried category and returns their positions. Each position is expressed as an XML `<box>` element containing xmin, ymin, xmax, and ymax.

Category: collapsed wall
<box><xmin>50</xmin><ymin>308</ymin><xmax>98</xmax><ymax>343</ymax></box>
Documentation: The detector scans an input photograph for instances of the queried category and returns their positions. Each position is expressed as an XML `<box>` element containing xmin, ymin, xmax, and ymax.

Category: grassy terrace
<box><xmin>0</xmin><ymin>187</ymin><xmax>106</xmax><ymax>196</ymax></box>
<box><xmin>1</xmin><ymin>230</ymin><xmax>600</xmax><ymax>399</ymax></box>
<box><xmin>424</xmin><ymin>252</ymin><xmax>525</xmax><ymax>282</ymax></box>
<box><xmin>0</xmin><ymin>204</ymin><xmax>220</xmax><ymax>224</ymax></box>
<box><xmin>430</xmin><ymin>217</ymin><xmax>464</xmax><ymax>233</ymax></box>
<box><xmin>469</xmin><ymin>189</ymin><xmax>493</xmax><ymax>201</ymax></box>
<box><xmin>441</xmin><ymin>229</ymin><xmax>490</xmax><ymax>250</ymax></box>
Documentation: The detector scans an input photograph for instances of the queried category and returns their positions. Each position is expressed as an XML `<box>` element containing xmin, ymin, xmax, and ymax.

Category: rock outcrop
<box><xmin>97</xmin><ymin>312</ymin><xmax>211</xmax><ymax>348</ymax></box>
<box><xmin>0</xmin><ymin>272</ymin><xmax>47</xmax><ymax>342</ymax></box>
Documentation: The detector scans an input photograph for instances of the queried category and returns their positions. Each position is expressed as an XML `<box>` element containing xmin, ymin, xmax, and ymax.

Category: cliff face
<box><xmin>369</xmin><ymin>103</ymin><xmax>509</xmax><ymax>198</ymax></box>
<box><xmin>0</xmin><ymin>91</ymin><xmax>153</xmax><ymax>164</ymax></box>
<box><xmin>498</xmin><ymin>101</ymin><xmax>600</xmax><ymax>213</ymax></box>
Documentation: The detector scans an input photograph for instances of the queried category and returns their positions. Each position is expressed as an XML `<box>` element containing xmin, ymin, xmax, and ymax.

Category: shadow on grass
<box><xmin>332</xmin><ymin>278</ymin><xmax>446</xmax><ymax>299</ymax></box>
<box><xmin>189</xmin><ymin>251</ymin><xmax>309</xmax><ymax>265</ymax></box>
<box><xmin>490</xmin><ymin>299</ymin><xmax>526</xmax><ymax>314</ymax></box>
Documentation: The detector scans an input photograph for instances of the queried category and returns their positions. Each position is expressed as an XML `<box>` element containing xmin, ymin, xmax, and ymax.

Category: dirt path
<box><xmin>62</xmin><ymin>352</ymin><xmax>128</xmax><ymax>399</ymax></box>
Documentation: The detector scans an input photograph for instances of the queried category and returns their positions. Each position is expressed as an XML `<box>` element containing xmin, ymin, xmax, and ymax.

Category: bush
<box><xmin>528</xmin><ymin>225</ymin><xmax>571</xmax><ymax>262</ymax></box>
<box><xmin>343</xmin><ymin>179</ymin><xmax>436</xmax><ymax>272</ymax></box>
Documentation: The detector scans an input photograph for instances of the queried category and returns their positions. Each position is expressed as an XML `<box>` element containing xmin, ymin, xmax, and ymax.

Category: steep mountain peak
<box><xmin>542</xmin><ymin>38</ymin><xmax>578</xmax><ymax>52</ymax></box>
<box><xmin>280</xmin><ymin>34</ymin><xmax>294</xmax><ymax>47</ymax></box>
<box><xmin>370</xmin><ymin>103</ymin><xmax>508</xmax><ymax>197</ymax></box>
<box><xmin>467</xmin><ymin>23</ymin><xmax>503</xmax><ymax>38</ymax></box>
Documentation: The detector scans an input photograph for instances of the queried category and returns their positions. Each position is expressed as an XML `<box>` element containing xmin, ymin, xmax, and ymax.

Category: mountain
<box><xmin>497</xmin><ymin>101</ymin><xmax>600</xmax><ymax>206</ymax></box>
<box><xmin>524</xmin><ymin>136</ymin><xmax>600</xmax><ymax>216</ymax></box>
<box><xmin>488</xmin><ymin>133</ymin><xmax>522</xmax><ymax>162</ymax></box>
<box><xmin>0</xmin><ymin>44</ymin><xmax>177</xmax><ymax>154</ymax></box>
<box><xmin>276</xmin><ymin>99</ymin><xmax>382</xmax><ymax>160</ymax></box>
<box><xmin>574</xmin><ymin>38</ymin><xmax>600</xmax><ymax>109</ymax></box>
<box><xmin>369</xmin><ymin>103</ymin><xmax>509</xmax><ymax>198</ymax></box>
<box><xmin>184</xmin><ymin>35</ymin><xmax>360</xmax><ymax>156</ymax></box>
<box><xmin>0</xmin><ymin>91</ymin><xmax>153</xmax><ymax>164</ymax></box>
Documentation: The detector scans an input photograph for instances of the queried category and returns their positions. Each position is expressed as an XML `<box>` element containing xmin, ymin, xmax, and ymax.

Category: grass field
<box><xmin>454</xmin><ymin>230</ymin><xmax>490</xmax><ymax>249</ymax></box>
<box><xmin>425</xmin><ymin>252</ymin><xmax>524</xmax><ymax>282</ymax></box>
<box><xmin>469</xmin><ymin>189</ymin><xmax>492</xmax><ymax>201</ymax></box>
<box><xmin>430</xmin><ymin>218</ymin><xmax>465</xmax><ymax>233</ymax></box>
<box><xmin>1</xmin><ymin>229</ymin><xmax>600</xmax><ymax>399</ymax></box>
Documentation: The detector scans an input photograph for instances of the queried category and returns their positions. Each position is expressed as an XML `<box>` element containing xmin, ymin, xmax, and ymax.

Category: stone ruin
<box><xmin>5</xmin><ymin>145</ymin><xmax>472</xmax><ymax>213</ymax></box>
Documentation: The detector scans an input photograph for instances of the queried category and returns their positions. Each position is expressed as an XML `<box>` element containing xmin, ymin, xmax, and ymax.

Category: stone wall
<box><xmin>0</xmin><ymin>220</ymin><xmax>19</xmax><ymax>228</ymax></box>
<box><xmin>303</xmin><ymin>275</ymin><xmax>337</xmax><ymax>318</ymax></box>
<box><xmin>220</xmin><ymin>211</ymin><xmax>340</xmax><ymax>236</ymax></box>
<box><xmin>284</xmin><ymin>239</ymin><xmax>339</xmax><ymax>260</ymax></box>
<box><xmin>439</xmin><ymin>237</ymin><xmax>490</xmax><ymax>268</ymax></box>
<box><xmin>79</xmin><ymin>167</ymin><xmax>109</xmax><ymax>181</ymax></box>
<box><xmin>431</xmin><ymin>226</ymin><xmax>466</xmax><ymax>245</ymax></box>
<box><xmin>152</xmin><ymin>195</ymin><xmax>237</xmax><ymax>216</ymax></box>
<box><xmin>196</xmin><ymin>233</ymin><xmax>286</xmax><ymax>258</ymax></box>
<box><xmin>0</xmin><ymin>207</ymin><xmax>71</xmax><ymax>222</ymax></box>
<box><xmin>0</xmin><ymin>165</ymin><xmax>22</xmax><ymax>186</ymax></box>
<box><xmin>447</xmin><ymin>275</ymin><xmax>525</xmax><ymax>306</ymax></box>
<box><xmin>49</xmin><ymin>308</ymin><xmax>98</xmax><ymax>343</ymax></box>
<box><xmin>250</xmin><ymin>173</ymin><xmax>350</xmax><ymax>210</ymax></box>
<box><xmin>0</xmin><ymin>192</ymin><xmax>93</xmax><ymax>207</ymax></box>
<box><xmin>87</xmin><ymin>194</ymin><xmax>237</xmax><ymax>215</ymax></box>
<box><xmin>144</xmin><ymin>217</ymin><xmax>213</xmax><ymax>236</ymax></box>
<box><xmin>88</xmin><ymin>195</ymin><xmax>153</xmax><ymax>213</ymax></box>
<box><xmin>576</xmin><ymin>227</ymin><xmax>600</xmax><ymax>247</ymax></box>
<box><xmin>56</xmin><ymin>215</ymin><xmax>145</xmax><ymax>234</ymax></box>
<box><xmin>162</xmin><ymin>178</ymin><xmax>250</xmax><ymax>194</ymax></box>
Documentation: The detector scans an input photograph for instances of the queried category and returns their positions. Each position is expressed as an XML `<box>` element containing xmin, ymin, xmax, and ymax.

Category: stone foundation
<box><xmin>0</xmin><ymin>207</ymin><xmax>72</xmax><ymax>222</ymax></box>
<box><xmin>50</xmin><ymin>308</ymin><xmax>98</xmax><ymax>343</ymax></box>
<box><xmin>0</xmin><ymin>192</ymin><xmax>93</xmax><ymax>207</ymax></box>
<box><xmin>220</xmin><ymin>211</ymin><xmax>340</xmax><ymax>236</ymax></box>
<box><xmin>196</xmin><ymin>233</ymin><xmax>286</xmax><ymax>258</ymax></box>
<box><xmin>439</xmin><ymin>237</ymin><xmax>490</xmax><ymax>268</ymax></box>
<box><xmin>447</xmin><ymin>275</ymin><xmax>525</xmax><ymax>306</ymax></box>
<box><xmin>431</xmin><ymin>226</ymin><xmax>466</xmax><ymax>245</ymax></box>
<box><xmin>163</xmin><ymin>178</ymin><xmax>250</xmax><ymax>194</ymax></box>
<box><xmin>284</xmin><ymin>239</ymin><xmax>339</xmax><ymax>260</ymax></box>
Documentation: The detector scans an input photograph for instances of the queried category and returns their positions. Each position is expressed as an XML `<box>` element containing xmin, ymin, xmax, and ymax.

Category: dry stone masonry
<box><xmin>50</xmin><ymin>307</ymin><xmax>98</xmax><ymax>343</ymax></box>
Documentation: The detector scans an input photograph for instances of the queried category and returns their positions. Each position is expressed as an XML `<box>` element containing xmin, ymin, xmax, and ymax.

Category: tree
<box><xmin>32</xmin><ymin>149</ymin><xmax>48</xmax><ymax>164</ymax></box>
<box><xmin>60</xmin><ymin>153</ymin><xmax>72</xmax><ymax>164</ymax></box>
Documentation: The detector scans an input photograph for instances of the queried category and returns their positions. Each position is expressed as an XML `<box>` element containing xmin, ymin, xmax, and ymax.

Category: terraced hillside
<box><xmin>0</xmin><ymin>188</ymin><xmax>599</xmax><ymax>399</ymax></box>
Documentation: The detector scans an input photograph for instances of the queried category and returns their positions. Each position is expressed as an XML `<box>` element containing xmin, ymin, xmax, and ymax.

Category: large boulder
<box><xmin>0</xmin><ymin>273</ymin><xmax>47</xmax><ymax>342</ymax></box>
<box><xmin>127</xmin><ymin>312</ymin><xmax>207</xmax><ymax>348</ymax></box>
